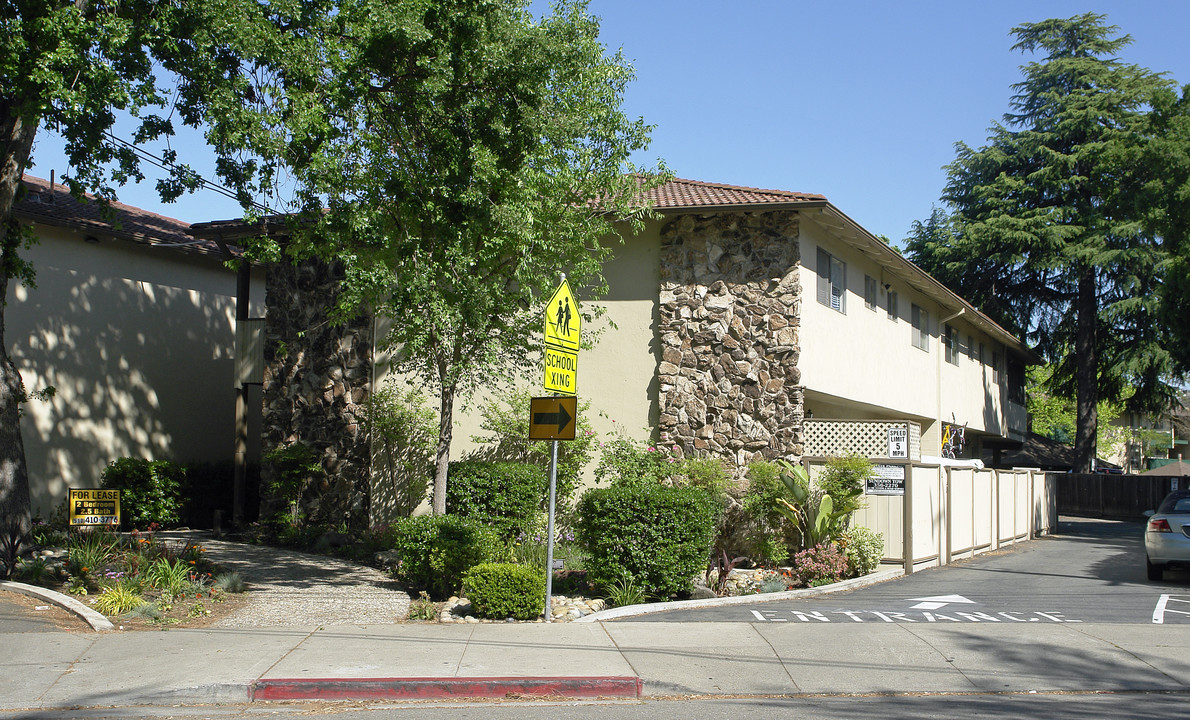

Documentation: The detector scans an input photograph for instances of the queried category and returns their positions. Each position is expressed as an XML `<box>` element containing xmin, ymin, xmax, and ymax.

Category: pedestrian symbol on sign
<box><xmin>544</xmin><ymin>280</ymin><xmax>580</xmax><ymax>353</ymax></box>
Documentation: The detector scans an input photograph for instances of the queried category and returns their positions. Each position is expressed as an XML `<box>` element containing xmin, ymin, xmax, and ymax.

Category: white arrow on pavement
<box><xmin>908</xmin><ymin>594</ymin><xmax>977</xmax><ymax>610</ymax></box>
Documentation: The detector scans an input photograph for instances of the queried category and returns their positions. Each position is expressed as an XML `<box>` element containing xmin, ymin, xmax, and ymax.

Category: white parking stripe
<box><xmin>1153</xmin><ymin>594</ymin><xmax>1169</xmax><ymax>624</ymax></box>
<box><xmin>1153</xmin><ymin>595</ymin><xmax>1190</xmax><ymax>624</ymax></box>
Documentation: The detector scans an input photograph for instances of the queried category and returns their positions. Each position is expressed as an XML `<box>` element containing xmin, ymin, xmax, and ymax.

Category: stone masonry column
<box><xmin>260</xmin><ymin>256</ymin><xmax>374</xmax><ymax>529</ymax></box>
<box><xmin>657</xmin><ymin>211</ymin><xmax>805</xmax><ymax>471</ymax></box>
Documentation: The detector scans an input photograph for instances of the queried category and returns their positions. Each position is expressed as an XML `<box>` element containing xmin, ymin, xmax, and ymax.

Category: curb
<box><xmin>251</xmin><ymin>676</ymin><xmax>643</xmax><ymax>701</ymax></box>
<box><xmin>574</xmin><ymin>567</ymin><xmax>904</xmax><ymax>622</ymax></box>
<box><xmin>0</xmin><ymin>580</ymin><xmax>116</xmax><ymax>632</ymax></box>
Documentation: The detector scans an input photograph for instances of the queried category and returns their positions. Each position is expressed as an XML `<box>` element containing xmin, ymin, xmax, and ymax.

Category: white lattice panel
<box><xmin>804</xmin><ymin>419</ymin><xmax>921</xmax><ymax>461</ymax></box>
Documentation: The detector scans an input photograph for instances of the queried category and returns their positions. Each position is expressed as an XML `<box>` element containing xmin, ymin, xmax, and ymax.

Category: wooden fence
<box><xmin>1054</xmin><ymin>473</ymin><xmax>1189</xmax><ymax>520</ymax></box>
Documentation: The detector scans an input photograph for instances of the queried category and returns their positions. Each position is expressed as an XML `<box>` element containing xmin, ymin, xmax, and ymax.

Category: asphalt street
<box><xmin>621</xmin><ymin>517</ymin><xmax>1190</xmax><ymax>624</ymax></box>
<box><xmin>3</xmin><ymin>692</ymin><xmax>1187</xmax><ymax>720</ymax></box>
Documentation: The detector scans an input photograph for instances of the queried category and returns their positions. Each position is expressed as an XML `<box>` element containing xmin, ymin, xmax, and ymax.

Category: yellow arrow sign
<box><xmin>544</xmin><ymin>279</ymin><xmax>580</xmax><ymax>353</ymax></box>
<box><xmin>529</xmin><ymin>396</ymin><xmax>577</xmax><ymax>441</ymax></box>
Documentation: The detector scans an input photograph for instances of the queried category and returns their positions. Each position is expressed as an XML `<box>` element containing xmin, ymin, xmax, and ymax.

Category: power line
<box><xmin>101</xmin><ymin>132</ymin><xmax>277</xmax><ymax>215</ymax></box>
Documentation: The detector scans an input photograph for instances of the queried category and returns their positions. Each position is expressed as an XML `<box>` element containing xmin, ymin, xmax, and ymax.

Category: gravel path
<box><xmin>162</xmin><ymin>533</ymin><xmax>411</xmax><ymax>627</ymax></box>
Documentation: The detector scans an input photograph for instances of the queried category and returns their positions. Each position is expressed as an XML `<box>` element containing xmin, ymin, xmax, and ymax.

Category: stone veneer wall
<box><xmin>261</xmin><ymin>257</ymin><xmax>374</xmax><ymax>528</ymax></box>
<box><xmin>657</xmin><ymin>211</ymin><xmax>805</xmax><ymax>469</ymax></box>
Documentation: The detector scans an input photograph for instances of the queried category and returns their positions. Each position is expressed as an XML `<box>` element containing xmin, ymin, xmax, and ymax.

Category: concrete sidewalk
<box><xmin>5</xmin><ymin>618</ymin><xmax>1190</xmax><ymax>710</ymax></box>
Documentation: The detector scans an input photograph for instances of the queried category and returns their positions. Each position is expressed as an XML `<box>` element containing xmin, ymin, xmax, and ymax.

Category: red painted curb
<box><xmin>252</xmin><ymin>676</ymin><xmax>643</xmax><ymax>701</ymax></box>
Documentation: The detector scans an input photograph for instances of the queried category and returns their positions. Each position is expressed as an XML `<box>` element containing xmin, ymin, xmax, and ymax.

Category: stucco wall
<box><xmin>7</xmin><ymin>225</ymin><xmax>265</xmax><ymax>518</ymax></box>
<box><xmin>446</xmin><ymin>220</ymin><xmax>663</xmax><ymax>472</ymax></box>
<box><xmin>796</xmin><ymin>215</ymin><xmax>1010</xmax><ymax>454</ymax></box>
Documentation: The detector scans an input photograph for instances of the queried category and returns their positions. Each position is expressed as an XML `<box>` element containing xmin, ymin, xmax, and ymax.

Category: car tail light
<box><xmin>1149</xmin><ymin>518</ymin><xmax>1172</xmax><ymax>532</ymax></box>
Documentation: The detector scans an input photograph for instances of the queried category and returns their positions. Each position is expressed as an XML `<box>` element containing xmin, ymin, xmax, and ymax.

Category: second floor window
<box><xmin>887</xmin><ymin>290</ymin><xmax>898</xmax><ymax>321</ymax></box>
<box><xmin>944</xmin><ymin>324</ymin><xmax>959</xmax><ymax>365</ymax></box>
<box><xmin>817</xmin><ymin>248</ymin><xmax>846</xmax><ymax>313</ymax></box>
<box><xmin>911</xmin><ymin>304</ymin><xmax>929</xmax><ymax>351</ymax></box>
<box><xmin>865</xmin><ymin>275</ymin><xmax>878</xmax><ymax>310</ymax></box>
<box><xmin>1008</xmin><ymin>358</ymin><xmax>1026</xmax><ymax>405</ymax></box>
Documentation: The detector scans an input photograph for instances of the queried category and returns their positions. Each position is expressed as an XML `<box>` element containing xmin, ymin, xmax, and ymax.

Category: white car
<box><xmin>1145</xmin><ymin>490</ymin><xmax>1190</xmax><ymax>581</ymax></box>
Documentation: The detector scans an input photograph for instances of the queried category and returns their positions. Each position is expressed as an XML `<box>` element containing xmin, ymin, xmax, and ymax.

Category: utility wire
<box><xmin>101</xmin><ymin>132</ymin><xmax>277</xmax><ymax>216</ymax></box>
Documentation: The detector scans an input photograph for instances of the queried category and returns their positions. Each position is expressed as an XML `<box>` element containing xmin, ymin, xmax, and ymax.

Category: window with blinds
<box><xmin>816</xmin><ymin>247</ymin><xmax>846</xmax><ymax>313</ymax></box>
<box><xmin>911</xmin><ymin>304</ymin><xmax>929</xmax><ymax>351</ymax></box>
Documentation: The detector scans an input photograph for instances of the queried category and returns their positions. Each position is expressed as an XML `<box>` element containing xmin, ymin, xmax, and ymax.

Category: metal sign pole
<box><xmin>544</xmin><ymin>439</ymin><xmax>559</xmax><ymax>622</ymax></box>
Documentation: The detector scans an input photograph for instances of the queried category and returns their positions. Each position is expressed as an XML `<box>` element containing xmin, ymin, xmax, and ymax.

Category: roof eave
<box><xmin>655</xmin><ymin>199</ymin><xmax>829</xmax><ymax>216</ymax></box>
<box><xmin>14</xmin><ymin>207</ymin><xmax>227</xmax><ymax>260</ymax></box>
<box><xmin>812</xmin><ymin>204</ymin><xmax>1039</xmax><ymax>363</ymax></box>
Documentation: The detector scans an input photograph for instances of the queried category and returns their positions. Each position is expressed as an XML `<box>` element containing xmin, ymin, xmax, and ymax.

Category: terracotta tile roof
<box><xmin>644</xmin><ymin>177</ymin><xmax>827</xmax><ymax>210</ymax></box>
<box><xmin>12</xmin><ymin>174</ymin><xmax>233</xmax><ymax>258</ymax></box>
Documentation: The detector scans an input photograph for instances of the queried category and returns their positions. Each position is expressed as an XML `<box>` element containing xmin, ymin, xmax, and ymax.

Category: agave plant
<box><xmin>772</xmin><ymin>461</ymin><xmax>857</xmax><ymax>550</ymax></box>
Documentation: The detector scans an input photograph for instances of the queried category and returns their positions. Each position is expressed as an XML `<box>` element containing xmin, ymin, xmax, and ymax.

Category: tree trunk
<box><xmin>0</xmin><ymin>107</ymin><xmax>39</xmax><ymax>539</ymax></box>
<box><xmin>431</xmin><ymin>383</ymin><xmax>455</xmax><ymax>515</ymax></box>
<box><xmin>1073</xmin><ymin>266</ymin><xmax>1099</xmax><ymax>473</ymax></box>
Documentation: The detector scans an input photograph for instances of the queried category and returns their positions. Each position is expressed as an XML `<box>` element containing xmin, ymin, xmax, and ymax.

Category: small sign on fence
<box><xmin>888</xmin><ymin>427</ymin><xmax>908</xmax><ymax>459</ymax></box>
<box><xmin>866</xmin><ymin>464</ymin><xmax>906</xmax><ymax>496</ymax></box>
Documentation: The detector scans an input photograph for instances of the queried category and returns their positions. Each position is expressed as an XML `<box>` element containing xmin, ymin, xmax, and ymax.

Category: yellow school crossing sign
<box><xmin>543</xmin><ymin>279</ymin><xmax>579</xmax><ymax>395</ymax></box>
<box><xmin>544</xmin><ymin>279</ymin><xmax>580</xmax><ymax>351</ymax></box>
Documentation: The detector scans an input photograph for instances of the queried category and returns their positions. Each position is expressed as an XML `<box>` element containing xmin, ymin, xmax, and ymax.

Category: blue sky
<box><xmin>26</xmin><ymin>1</ymin><xmax>1190</xmax><ymax>243</ymax></box>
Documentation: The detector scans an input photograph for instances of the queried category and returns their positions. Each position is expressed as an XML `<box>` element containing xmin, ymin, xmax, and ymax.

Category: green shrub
<box><xmin>389</xmin><ymin>515</ymin><xmax>504</xmax><ymax>599</ymax></box>
<box><xmin>263</xmin><ymin>442</ymin><xmax>322</xmax><ymax>510</ymax></box>
<box><xmin>146</xmin><ymin>557</ymin><xmax>192</xmax><ymax>599</ymax></box>
<box><xmin>602</xmin><ymin>574</ymin><xmax>647</xmax><ymax>607</ymax></box>
<box><xmin>93</xmin><ymin>582</ymin><xmax>146</xmax><ymax>616</ymax></box>
<box><xmin>462</xmin><ymin>562</ymin><xmax>546</xmax><ymax>620</ymax></box>
<box><xmin>738</xmin><ymin>461</ymin><xmax>792</xmax><ymax>565</ymax></box>
<box><xmin>445</xmin><ymin>461</ymin><xmax>547</xmax><ymax>541</ymax></box>
<box><xmin>100</xmin><ymin>458</ymin><xmax>188</xmax><ymax>530</ymax></box>
<box><xmin>365</xmin><ymin>383</ymin><xmax>437</xmax><ymax>517</ymax></box>
<box><xmin>818</xmin><ymin>455</ymin><xmax>871</xmax><ymax>524</ymax></box>
<box><xmin>843</xmin><ymin>526</ymin><xmax>885</xmax><ymax>576</ymax></box>
<box><xmin>593</xmin><ymin>434</ymin><xmax>681</xmax><ymax>485</ymax></box>
<box><xmin>466</xmin><ymin>387</ymin><xmax>597</xmax><ymax>510</ymax></box>
<box><xmin>575</xmin><ymin>482</ymin><xmax>717</xmax><ymax>601</ymax></box>
<box><xmin>674</xmin><ymin>457</ymin><xmax>732</xmax><ymax>495</ymax></box>
<box><xmin>67</xmin><ymin>529</ymin><xmax>120</xmax><ymax>572</ymax></box>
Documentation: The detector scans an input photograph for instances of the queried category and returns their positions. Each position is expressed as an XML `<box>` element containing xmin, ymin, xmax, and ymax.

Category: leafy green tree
<box><xmin>365</xmin><ymin>382</ymin><xmax>438</xmax><ymax>518</ymax></box>
<box><xmin>1127</xmin><ymin>85</ymin><xmax>1190</xmax><ymax>377</ymax></box>
<box><xmin>1027</xmin><ymin>364</ymin><xmax>1126</xmax><ymax>456</ymax></box>
<box><xmin>906</xmin><ymin>14</ymin><xmax>1181</xmax><ymax>472</ymax></box>
<box><xmin>0</xmin><ymin>0</ymin><xmax>271</xmax><ymax>542</ymax></box>
<box><xmin>205</xmin><ymin>1</ymin><xmax>664</xmax><ymax>514</ymax></box>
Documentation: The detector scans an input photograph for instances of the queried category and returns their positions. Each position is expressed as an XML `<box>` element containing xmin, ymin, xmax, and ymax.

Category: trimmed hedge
<box><xmin>388</xmin><ymin>515</ymin><xmax>503</xmax><ymax>599</ymax></box>
<box><xmin>445</xmin><ymin>460</ymin><xmax>547</xmax><ymax>540</ymax></box>
<box><xmin>463</xmin><ymin>562</ymin><xmax>546</xmax><ymax>620</ymax></box>
<box><xmin>575</xmin><ymin>482</ymin><xmax>718</xmax><ymax>601</ymax></box>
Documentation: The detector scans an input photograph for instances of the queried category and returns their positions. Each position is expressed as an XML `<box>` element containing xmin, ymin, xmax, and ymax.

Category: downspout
<box><xmin>208</xmin><ymin>231</ymin><xmax>250</xmax><ymax>531</ymax></box>
<box><xmin>937</xmin><ymin>307</ymin><xmax>966</xmax><ymax>447</ymax></box>
<box><xmin>935</xmin><ymin>308</ymin><xmax>965</xmax><ymax>569</ymax></box>
<box><xmin>233</xmin><ymin>257</ymin><xmax>250</xmax><ymax>529</ymax></box>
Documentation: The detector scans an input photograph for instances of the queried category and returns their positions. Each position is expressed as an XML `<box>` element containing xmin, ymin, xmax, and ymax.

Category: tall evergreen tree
<box><xmin>1131</xmin><ymin>84</ymin><xmax>1190</xmax><ymax>378</ymax></box>
<box><xmin>907</xmin><ymin>14</ymin><xmax>1179</xmax><ymax>472</ymax></box>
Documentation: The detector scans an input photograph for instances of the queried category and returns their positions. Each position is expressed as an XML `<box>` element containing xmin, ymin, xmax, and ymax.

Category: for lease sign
<box><xmin>68</xmin><ymin>489</ymin><xmax>121</xmax><ymax>526</ymax></box>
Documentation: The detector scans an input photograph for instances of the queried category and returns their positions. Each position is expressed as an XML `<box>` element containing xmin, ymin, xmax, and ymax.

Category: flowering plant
<box><xmin>785</xmin><ymin>543</ymin><xmax>848</xmax><ymax>587</ymax></box>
